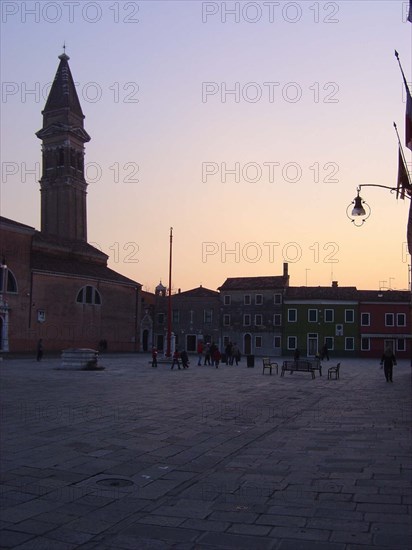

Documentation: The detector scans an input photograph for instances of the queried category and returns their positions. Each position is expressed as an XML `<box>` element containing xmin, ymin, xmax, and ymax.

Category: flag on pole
<box><xmin>395</xmin><ymin>50</ymin><xmax>412</xmax><ymax>151</ymax></box>
<box><xmin>397</xmin><ymin>146</ymin><xmax>412</xmax><ymax>199</ymax></box>
<box><xmin>402</xmin><ymin>76</ymin><xmax>412</xmax><ymax>151</ymax></box>
<box><xmin>405</xmin><ymin>81</ymin><xmax>412</xmax><ymax>150</ymax></box>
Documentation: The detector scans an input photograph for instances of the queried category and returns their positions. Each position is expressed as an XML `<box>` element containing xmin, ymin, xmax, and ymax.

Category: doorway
<box><xmin>307</xmin><ymin>333</ymin><xmax>318</xmax><ymax>357</ymax></box>
<box><xmin>244</xmin><ymin>333</ymin><xmax>252</xmax><ymax>355</ymax></box>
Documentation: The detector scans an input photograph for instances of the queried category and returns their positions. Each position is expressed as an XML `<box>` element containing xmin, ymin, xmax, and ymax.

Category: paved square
<box><xmin>1</xmin><ymin>354</ymin><xmax>411</xmax><ymax>549</ymax></box>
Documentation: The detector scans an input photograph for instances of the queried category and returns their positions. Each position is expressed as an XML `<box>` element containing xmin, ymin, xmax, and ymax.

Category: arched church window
<box><xmin>70</xmin><ymin>149</ymin><xmax>76</xmax><ymax>168</ymax></box>
<box><xmin>0</xmin><ymin>268</ymin><xmax>17</xmax><ymax>294</ymax></box>
<box><xmin>43</xmin><ymin>151</ymin><xmax>49</xmax><ymax>170</ymax></box>
<box><xmin>77</xmin><ymin>152</ymin><xmax>83</xmax><ymax>171</ymax></box>
<box><xmin>76</xmin><ymin>285</ymin><xmax>101</xmax><ymax>305</ymax></box>
<box><xmin>58</xmin><ymin>148</ymin><xmax>65</xmax><ymax>166</ymax></box>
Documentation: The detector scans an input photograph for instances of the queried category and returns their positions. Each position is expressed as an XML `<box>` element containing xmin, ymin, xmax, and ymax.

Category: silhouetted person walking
<box><xmin>36</xmin><ymin>339</ymin><xmax>43</xmax><ymax>361</ymax></box>
<box><xmin>171</xmin><ymin>349</ymin><xmax>181</xmax><ymax>370</ymax></box>
<box><xmin>320</xmin><ymin>344</ymin><xmax>329</xmax><ymax>360</ymax></box>
<box><xmin>380</xmin><ymin>347</ymin><xmax>396</xmax><ymax>382</ymax></box>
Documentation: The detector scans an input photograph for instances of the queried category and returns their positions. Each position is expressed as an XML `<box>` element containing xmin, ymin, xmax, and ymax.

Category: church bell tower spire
<box><xmin>36</xmin><ymin>52</ymin><xmax>91</xmax><ymax>241</ymax></box>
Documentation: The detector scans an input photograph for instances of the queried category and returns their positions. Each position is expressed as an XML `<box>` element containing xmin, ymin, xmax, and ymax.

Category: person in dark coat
<box><xmin>213</xmin><ymin>348</ymin><xmax>221</xmax><ymax>369</ymax></box>
<box><xmin>204</xmin><ymin>343</ymin><xmax>211</xmax><ymax>366</ymax></box>
<box><xmin>151</xmin><ymin>347</ymin><xmax>158</xmax><ymax>368</ymax></box>
<box><xmin>181</xmin><ymin>349</ymin><xmax>189</xmax><ymax>369</ymax></box>
<box><xmin>36</xmin><ymin>339</ymin><xmax>43</xmax><ymax>361</ymax></box>
<box><xmin>380</xmin><ymin>347</ymin><xmax>396</xmax><ymax>382</ymax></box>
<box><xmin>225</xmin><ymin>341</ymin><xmax>233</xmax><ymax>365</ymax></box>
<box><xmin>232</xmin><ymin>343</ymin><xmax>240</xmax><ymax>365</ymax></box>
<box><xmin>171</xmin><ymin>349</ymin><xmax>181</xmax><ymax>370</ymax></box>
<box><xmin>197</xmin><ymin>341</ymin><xmax>204</xmax><ymax>365</ymax></box>
<box><xmin>209</xmin><ymin>342</ymin><xmax>217</xmax><ymax>366</ymax></box>
<box><xmin>320</xmin><ymin>344</ymin><xmax>329</xmax><ymax>361</ymax></box>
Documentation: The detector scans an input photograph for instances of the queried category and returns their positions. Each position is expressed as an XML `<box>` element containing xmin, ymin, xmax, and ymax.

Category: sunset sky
<box><xmin>1</xmin><ymin>1</ymin><xmax>411</xmax><ymax>292</ymax></box>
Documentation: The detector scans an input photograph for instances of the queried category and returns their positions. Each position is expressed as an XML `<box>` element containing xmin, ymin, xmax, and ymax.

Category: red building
<box><xmin>358</xmin><ymin>290</ymin><xmax>412</xmax><ymax>359</ymax></box>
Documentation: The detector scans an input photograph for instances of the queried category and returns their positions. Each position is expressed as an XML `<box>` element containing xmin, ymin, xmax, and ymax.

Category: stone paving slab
<box><xmin>0</xmin><ymin>354</ymin><xmax>411</xmax><ymax>549</ymax></box>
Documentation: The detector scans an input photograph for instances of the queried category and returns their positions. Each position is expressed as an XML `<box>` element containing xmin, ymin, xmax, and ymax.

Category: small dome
<box><xmin>155</xmin><ymin>281</ymin><xmax>167</xmax><ymax>296</ymax></box>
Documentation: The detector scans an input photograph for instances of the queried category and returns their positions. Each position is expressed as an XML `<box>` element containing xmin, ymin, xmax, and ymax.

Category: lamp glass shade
<box><xmin>351</xmin><ymin>195</ymin><xmax>366</xmax><ymax>216</ymax></box>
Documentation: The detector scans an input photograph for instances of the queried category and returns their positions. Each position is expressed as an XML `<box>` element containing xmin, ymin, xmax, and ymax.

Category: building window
<box><xmin>324</xmin><ymin>336</ymin><xmax>334</xmax><ymax>350</ymax></box>
<box><xmin>385</xmin><ymin>313</ymin><xmax>394</xmax><ymax>326</ymax></box>
<box><xmin>76</xmin><ymin>285</ymin><xmax>101</xmax><ymax>305</ymax></box>
<box><xmin>0</xmin><ymin>268</ymin><xmax>18</xmax><ymax>293</ymax></box>
<box><xmin>361</xmin><ymin>337</ymin><xmax>370</xmax><ymax>351</ymax></box>
<box><xmin>243</xmin><ymin>314</ymin><xmax>251</xmax><ymax>326</ymax></box>
<box><xmin>189</xmin><ymin>310</ymin><xmax>194</xmax><ymax>324</ymax></box>
<box><xmin>255</xmin><ymin>294</ymin><xmax>263</xmax><ymax>305</ymax></box>
<box><xmin>273</xmin><ymin>313</ymin><xmax>281</xmax><ymax>326</ymax></box>
<box><xmin>157</xmin><ymin>313</ymin><xmax>165</xmax><ymax>324</ymax></box>
<box><xmin>58</xmin><ymin>148</ymin><xmax>64</xmax><ymax>166</ymax></box>
<box><xmin>324</xmin><ymin>309</ymin><xmax>334</xmax><ymax>323</ymax></box>
<box><xmin>70</xmin><ymin>148</ymin><xmax>76</xmax><ymax>168</ymax></box>
<box><xmin>361</xmin><ymin>312</ymin><xmax>370</xmax><ymax>326</ymax></box>
<box><xmin>77</xmin><ymin>151</ymin><xmax>84</xmax><ymax>171</ymax></box>
<box><xmin>345</xmin><ymin>309</ymin><xmax>354</xmax><ymax>323</ymax></box>
<box><xmin>274</xmin><ymin>335</ymin><xmax>281</xmax><ymax>348</ymax></box>
<box><xmin>287</xmin><ymin>336</ymin><xmax>297</xmax><ymax>350</ymax></box>
<box><xmin>274</xmin><ymin>293</ymin><xmax>282</xmax><ymax>305</ymax></box>
<box><xmin>223</xmin><ymin>314</ymin><xmax>231</xmax><ymax>326</ymax></box>
<box><xmin>345</xmin><ymin>337</ymin><xmax>354</xmax><ymax>351</ymax></box>
<box><xmin>224</xmin><ymin>295</ymin><xmax>231</xmax><ymax>305</ymax></box>
<box><xmin>255</xmin><ymin>336</ymin><xmax>262</xmax><ymax>348</ymax></box>
<box><xmin>172</xmin><ymin>309</ymin><xmax>179</xmax><ymax>323</ymax></box>
<box><xmin>308</xmin><ymin>309</ymin><xmax>318</xmax><ymax>322</ymax></box>
<box><xmin>288</xmin><ymin>309</ymin><xmax>297</xmax><ymax>322</ymax></box>
<box><xmin>397</xmin><ymin>339</ymin><xmax>406</xmax><ymax>352</ymax></box>
<box><xmin>244</xmin><ymin>294</ymin><xmax>251</xmax><ymax>305</ymax></box>
<box><xmin>397</xmin><ymin>313</ymin><xmax>406</xmax><ymax>327</ymax></box>
<box><xmin>254</xmin><ymin>314</ymin><xmax>263</xmax><ymax>326</ymax></box>
<box><xmin>204</xmin><ymin>309</ymin><xmax>213</xmax><ymax>324</ymax></box>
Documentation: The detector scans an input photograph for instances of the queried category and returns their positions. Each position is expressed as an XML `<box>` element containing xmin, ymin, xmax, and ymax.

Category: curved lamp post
<box><xmin>347</xmin><ymin>184</ymin><xmax>410</xmax><ymax>227</ymax></box>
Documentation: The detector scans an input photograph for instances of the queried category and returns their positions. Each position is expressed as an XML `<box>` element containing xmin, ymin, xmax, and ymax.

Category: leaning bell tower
<box><xmin>36</xmin><ymin>52</ymin><xmax>91</xmax><ymax>241</ymax></box>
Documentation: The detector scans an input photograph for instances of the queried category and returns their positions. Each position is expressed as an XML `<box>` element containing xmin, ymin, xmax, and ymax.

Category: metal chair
<box><xmin>328</xmin><ymin>362</ymin><xmax>341</xmax><ymax>380</ymax></box>
<box><xmin>263</xmin><ymin>357</ymin><xmax>278</xmax><ymax>375</ymax></box>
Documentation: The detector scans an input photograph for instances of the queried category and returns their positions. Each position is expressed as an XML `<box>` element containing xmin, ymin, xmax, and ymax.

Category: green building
<box><xmin>282</xmin><ymin>284</ymin><xmax>359</xmax><ymax>358</ymax></box>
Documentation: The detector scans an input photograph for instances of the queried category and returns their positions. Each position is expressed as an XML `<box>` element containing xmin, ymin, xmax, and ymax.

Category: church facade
<box><xmin>0</xmin><ymin>53</ymin><xmax>141</xmax><ymax>353</ymax></box>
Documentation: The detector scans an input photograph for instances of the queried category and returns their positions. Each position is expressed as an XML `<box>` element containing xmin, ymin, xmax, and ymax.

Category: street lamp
<box><xmin>346</xmin><ymin>184</ymin><xmax>410</xmax><ymax>227</ymax></box>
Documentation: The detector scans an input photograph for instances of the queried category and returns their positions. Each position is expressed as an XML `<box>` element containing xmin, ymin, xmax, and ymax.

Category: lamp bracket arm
<box><xmin>357</xmin><ymin>184</ymin><xmax>411</xmax><ymax>199</ymax></box>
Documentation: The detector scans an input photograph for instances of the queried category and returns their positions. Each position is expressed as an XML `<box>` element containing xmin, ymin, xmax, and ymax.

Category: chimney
<box><xmin>283</xmin><ymin>263</ymin><xmax>288</xmax><ymax>278</ymax></box>
<box><xmin>332</xmin><ymin>281</ymin><xmax>338</xmax><ymax>288</ymax></box>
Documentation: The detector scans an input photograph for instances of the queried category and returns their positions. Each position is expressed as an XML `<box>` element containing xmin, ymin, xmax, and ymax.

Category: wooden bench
<box><xmin>309</xmin><ymin>359</ymin><xmax>322</xmax><ymax>377</ymax></box>
<box><xmin>262</xmin><ymin>357</ymin><xmax>278</xmax><ymax>375</ymax></box>
<box><xmin>328</xmin><ymin>362</ymin><xmax>341</xmax><ymax>380</ymax></box>
<box><xmin>281</xmin><ymin>360</ymin><xmax>315</xmax><ymax>379</ymax></box>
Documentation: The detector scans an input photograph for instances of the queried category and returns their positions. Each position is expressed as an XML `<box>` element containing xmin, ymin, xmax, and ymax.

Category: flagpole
<box><xmin>393</xmin><ymin>122</ymin><xmax>412</xmax><ymax>188</ymax></box>
<box><xmin>166</xmin><ymin>227</ymin><xmax>173</xmax><ymax>358</ymax></box>
<box><xmin>395</xmin><ymin>50</ymin><xmax>412</xmax><ymax>152</ymax></box>
<box><xmin>394</xmin><ymin>50</ymin><xmax>410</xmax><ymax>90</ymax></box>
<box><xmin>394</xmin><ymin>122</ymin><xmax>412</xmax><ymax>256</ymax></box>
